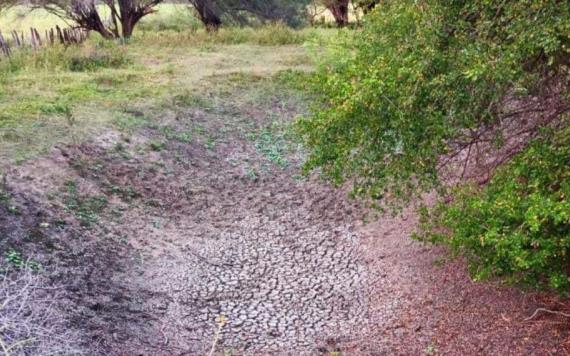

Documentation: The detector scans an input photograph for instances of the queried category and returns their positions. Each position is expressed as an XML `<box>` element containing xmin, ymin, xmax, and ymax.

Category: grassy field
<box><xmin>0</xmin><ymin>7</ymin><xmax>336</xmax><ymax>165</ymax></box>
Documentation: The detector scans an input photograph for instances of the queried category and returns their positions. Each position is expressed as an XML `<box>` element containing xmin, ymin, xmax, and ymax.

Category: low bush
<box><xmin>135</xmin><ymin>24</ymin><xmax>323</xmax><ymax>47</ymax></box>
<box><xmin>67</xmin><ymin>46</ymin><xmax>131</xmax><ymax>72</ymax></box>
<box><xmin>420</xmin><ymin>128</ymin><xmax>570</xmax><ymax>291</ymax></box>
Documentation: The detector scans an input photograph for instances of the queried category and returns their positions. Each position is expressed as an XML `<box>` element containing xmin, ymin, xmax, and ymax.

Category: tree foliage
<box><xmin>190</xmin><ymin>0</ymin><xmax>311</xmax><ymax>30</ymax></box>
<box><xmin>0</xmin><ymin>0</ymin><xmax>16</xmax><ymax>13</ymax></box>
<box><xmin>35</xmin><ymin>0</ymin><xmax>162</xmax><ymax>38</ymax></box>
<box><xmin>297</xmin><ymin>0</ymin><xmax>570</xmax><ymax>291</ymax></box>
<box><xmin>420</xmin><ymin>128</ymin><xmax>570</xmax><ymax>291</ymax></box>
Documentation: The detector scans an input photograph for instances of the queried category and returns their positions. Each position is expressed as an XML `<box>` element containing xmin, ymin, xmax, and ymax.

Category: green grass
<box><xmin>254</xmin><ymin>125</ymin><xmax>290</xmax><ymax>167</ymax></box>
<box><xmin>0</xmin><ymin>6</ymin><xmax>336</xmax><ymax>166</ymax></box>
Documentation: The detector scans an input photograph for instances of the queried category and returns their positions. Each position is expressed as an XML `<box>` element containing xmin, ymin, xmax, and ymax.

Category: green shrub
<box><xmin>67</xmin><ymin>44</ymin><xmax>131</xmax><ymax>72</ymax></box>
<box><xmin>297</xmin><ymin>0</ymin><xmax>570</xmax><ymax>291</ymax></box>
<box><xmin>420</xmin><ymin>129</ymin><xmax>570</xmax><ymax>292</ymax></box>
<box><xmin>0</xmin><ymin>41</ymin><xmax>130</xmax><ymax>77</ymax></box>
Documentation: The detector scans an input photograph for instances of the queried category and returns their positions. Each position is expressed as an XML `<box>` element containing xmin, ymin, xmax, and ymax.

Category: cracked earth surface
<box><xmin>98</xmin><ymin>104</ymin><xmax>375</xmax><ymax>354</ymax></box>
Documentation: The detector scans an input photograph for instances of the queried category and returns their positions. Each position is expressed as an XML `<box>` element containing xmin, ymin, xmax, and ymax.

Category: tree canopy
<box><xmin>190</xmin><ymin>0</ymin><xmax>311</xmax><ymax>30</ymax></box>
<box><xmin>35</xmin><ymin>0</ymin><xmax>162</xmax><ymax>38</ymax></box>
<box><xmin>297</xmin><ymin>0</ymin><xmax>570</xmax><ymax>291</ymax></box>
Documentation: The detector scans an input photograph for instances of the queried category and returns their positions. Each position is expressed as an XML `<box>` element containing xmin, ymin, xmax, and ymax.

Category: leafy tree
<box><xmin>297</xmin><ymin>0</ymin><xmax>570</xmax><ymax>291</ymax></box>
<box><xmin>36</xmin><ymin>0</ymin><xmax>162</xmax><ymax>38</ymax></box>
<box><xmin>189</xmin><ymin>0</ymin><xmax>222</xmax><ymax>31</ymax></box>
<box><xmin>0</xmin><ymin>0</ymin><xmax>17</xmax><ymax>14</ymax></box>
<box><xmin>420</xmin><ymin>129</ymin><xmax>570</xmax><ymax>291</ymax></box>
<box><xmin>190</xmin><ymin>0</ymin><xmax>310</xmax><ymax>30</ymax></box>
<box><xmin>353</xmin><ymin>0</ymin><xmax>379</xmax><ymax>14</ymax></box>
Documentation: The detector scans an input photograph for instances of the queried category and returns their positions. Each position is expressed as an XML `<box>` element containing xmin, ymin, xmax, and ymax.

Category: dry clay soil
<box><xmin>1</xmin><ymin>77</ymin><xmax>570</xmax><ymax>355</ymax></box>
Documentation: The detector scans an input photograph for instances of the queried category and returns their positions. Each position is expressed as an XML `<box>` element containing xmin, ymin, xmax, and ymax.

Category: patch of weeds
<box><xmin>110</xmin><ymin>185</ymin><xmax>140</xmax><ymax>201</ymax></box>
<box><xmin>109</xmin><ymin>206</ymin><xmax>126</xmax><ymax>218</ymax></box>
<box><xmin>425</xmin><ymin>342</ymin><xmax>437</xmax><ymax>355</ymax></box>
<box><xmin>67</xmin><ymin>47</ymin><xmax>131</xmax><ymax>72</ymax></box>
<box><xmin>91</xmin><ymin>162</ymin><xmax>105</xmax><ymax>173</ymax></box>
<box><xmin>164</xmin><ymin>63</ymin><xmax>176</xmax><ymax>75</ymax></box>
<box><xmin>204</xmin><ymin>137</ymin><xmax>216</xmax><ymax>150</ymax></box>
<box><xmin>28</xmin><ymin>260</ymin><xmax>42</xmax><ymax>271</ymax></box>
<box><xmin>172</xmin><ymin>91</ymin><xmax>213</xmax><ymax>109</ymax></box>
<box><xmin>191</xmin><ymin>123</ymin><xmax>207</xmax><ymax>140</ymax></box>
<box><xmin>39</xmin><ymin>101</ymin><xmax>72</xmax><ymax>117</ymax></box>
<box><xmin>114</xmin><ymin>109</ymin><xmax>149</xmax><ymax>132</ymax></box>
<box><xmin>175</xmin><ymin>131</ymin><xmax>192</xmax><ymax>143</ymax></box>
<box><xmin>245</xmin><ymin>168</ymin><xmax>258</xmax><ymax>180</ymax></box>
<box><xmin>292</xmin><ymin>173</ymin><xmax>304</xmax><ymax>181</ymax></box>
<box><xmin>145</xmin><ymin>199</ymin><xmax>163</xmax><ymax>208</ymax></box>
<box><xmin>149</xmin><ymin>140</ymin><xmax>166</xmax><ymax>152</ymax></box>
<box><xmin>0</xmin><ymin>184</ymin><xmax>17</xmax><ymax>214</ymax></box>
<box><xmin>159</xmin><ymin>125</ymin><xmax>193</xmax><ymax>144</ymax></box>
<box><xmin>3</xmin><ymin>249</ymin><xmax>41</xmax><ymax>270</ymax></box>
<box><xmin>62</xmin><ymin>180</ymin><xmax>108</xmax><ymax>228</ymax></box>
<box><xmin>253</xmin><ymin>123</ymin><xmax>291</xmax><ymax>167</ymax></box>
<box><xmin>5</xmin><ymin>249</ymin><xmax>23</xmax><ymax>268</ymax></box>
<box><xmin>114</xmin><ymin>142</ymin><xmax>132</xmax><ymax>160</ymax></box>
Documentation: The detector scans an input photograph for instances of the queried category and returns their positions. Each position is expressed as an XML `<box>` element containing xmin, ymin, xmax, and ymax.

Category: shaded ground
<box><xmin>1</xmin><ymin>72</ymin><xmax>570</xmax><ymax>355</ymax></box>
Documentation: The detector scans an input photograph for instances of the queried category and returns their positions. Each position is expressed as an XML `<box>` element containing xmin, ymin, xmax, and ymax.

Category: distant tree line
<box><xmin>0</xmin><ymin>0</ymin><xmax>381</xmax><ymax>39</ymax></box>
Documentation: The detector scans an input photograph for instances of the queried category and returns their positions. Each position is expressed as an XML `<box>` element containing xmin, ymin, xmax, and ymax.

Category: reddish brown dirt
<box><xmin>1</xmin><ymin>80</ymin><xmax>569</xmax><ymax>355</ymax></box>
<box><xmin>340</xmin><ymin>208</ymin><xmax>570</xmax><ymax>355</ymax></box>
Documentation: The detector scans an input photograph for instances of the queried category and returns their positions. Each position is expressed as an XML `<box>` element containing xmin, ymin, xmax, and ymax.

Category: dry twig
<box><xmin>524</xmin><ymin>308</ymin><xmax>570</xmax><ymax>321</ymax></box>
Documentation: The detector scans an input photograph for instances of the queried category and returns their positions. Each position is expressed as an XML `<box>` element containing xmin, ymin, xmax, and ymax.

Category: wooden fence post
<box><xmin>0</xmin><ymin>31</ymin><xmax>11</xmax><ymax>57</ymax></box>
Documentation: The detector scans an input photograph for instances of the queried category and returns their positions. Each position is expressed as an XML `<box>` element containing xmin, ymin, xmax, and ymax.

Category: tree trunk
<box><xmin>121</xmin><ymin>19</ymin><xmax>135</xmax><ymax>38</ymax></box>
<box><xmin>190</xmin><ymin>0</ymin><xmax>222</xmax><ymax>31</ymax></box>
<box><xmin>328</xmin><ymin>0</ymin><xmax>349</xmax><ymax>27</ymax></box>
<box><xmin>118</xmin><ymin>0</ymin><xmax>146</xmax><ymax>38</ymax></box>
<box><xmin>69</xmin><ymin>2</ymin><xmax>116</xmax><ymax>39</ymax></box>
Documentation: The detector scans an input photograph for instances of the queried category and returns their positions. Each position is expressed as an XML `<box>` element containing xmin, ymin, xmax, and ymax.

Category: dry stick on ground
<box><xmin>524</xmin><ymin>308</ymin><xmax>570</xmax><ymax>321</ymax></box>
<box><xmin>0</xmin><ymin>264</ymin><xmax>81</xmax><ymax>355</ymax></box>
<box><xmin>208</xmin><ymin>315</ymin><xmax>228</xmax><ymax>356</ymax></box>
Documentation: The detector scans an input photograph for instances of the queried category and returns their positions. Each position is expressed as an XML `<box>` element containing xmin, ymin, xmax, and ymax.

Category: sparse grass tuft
<box><xmin>253</xmin><ymin>122</ymin><xmax>291</xmax><ymax>167</ymax></box>
<box><xmin>62</xmin><ymin>180</ymin><xmax>108</xmax><ymax>228</ymax></box>
<box><xmin>135</xmin><ymin>23</ymin><xmax>326</xmax><ymax>47</ymax></box>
